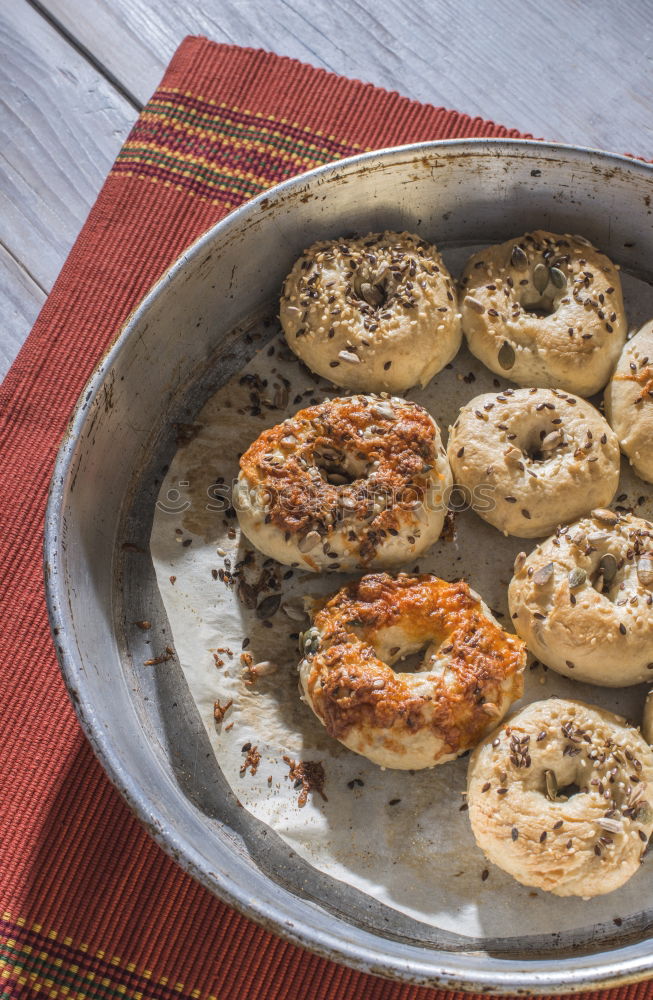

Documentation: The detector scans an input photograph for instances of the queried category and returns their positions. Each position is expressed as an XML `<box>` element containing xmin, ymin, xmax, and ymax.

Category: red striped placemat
<box><xmin>1</xmin><ymin>34</ymin><xmax>645</xmax><ymax>1000</ymax></box>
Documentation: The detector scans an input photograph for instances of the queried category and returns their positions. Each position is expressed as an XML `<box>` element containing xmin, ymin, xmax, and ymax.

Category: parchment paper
<box><xmin>150</xmin><ymin>252</ymin><xmax>653</xmax><ymax>938</ymax></box>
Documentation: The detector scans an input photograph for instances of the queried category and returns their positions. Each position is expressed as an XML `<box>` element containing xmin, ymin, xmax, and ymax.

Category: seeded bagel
<box><xmin>508</xmin><ymin>512</ymin><xmax>653</xmax><ymax>686</ymax></box>
<box><xmin>460</xmin><ymin>230</ymin><xmax>626</xmax><ymax>396</ymax></box>
<box><xmin>605</xmin><ymin>319</ymin><xmax>653</xmax><ymax>483</ymax></box>
<box><xmin>280</xmin><ymin>231</ymin><xmax>461</xmax><ymax>392</ymax></box>
<box><xmin>643</xmin><ymin>692</ymin><xmax>653</xmax><ymax>746</ymax></box>
<box><xmin>447</xmin><ymin>387</ymin><xmax>620</xmax><ymax>538</ymax></box>
<box><xmin>467</xmin><ymin>698</ymin><xmax>653</xmax><ymax>898</ymax></box>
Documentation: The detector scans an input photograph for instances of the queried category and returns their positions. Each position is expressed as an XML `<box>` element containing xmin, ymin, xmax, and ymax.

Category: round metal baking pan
<box><xmin>45</xmin><ymin>140</ymin><xmax>653</xmax><ymax>993</ymax></box>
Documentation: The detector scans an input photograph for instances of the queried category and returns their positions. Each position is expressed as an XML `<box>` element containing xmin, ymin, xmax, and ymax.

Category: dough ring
<box><xmin>280</xmin><ymin>231</ymin><xmax>461</xmax><ymax>392</ymax></box>
<box><xmin>605</xmin><ymin>319</ymin><xmax>653</xmax><ymax>483</ymax></box>
<box><xmin>460</xmin><ymin>230</ymin><xmax>626</xmax><ymax>396</ymax></box>
<box><xmin>467</xmin><ymin>698</ymin><xmax>653</xmax><ymax>898</ymax></box>
<box><xmin>447</xmin><ymin>387</ymin><xmax>620</xmax><ymax>538</ymax></box>
<box><xmin>234</xmin><ymin>394</ymin><xmax>452</xmax><ymax>571</ymax></box>
<box><xmin>298</xmin><ymin>572</ymin><xmax>526</xmax><ymax>769</ymax></box>
<box><xmin>508</xmin><ymin>512</ymin><xmax>653</xmax><ymax>686</ymax></box>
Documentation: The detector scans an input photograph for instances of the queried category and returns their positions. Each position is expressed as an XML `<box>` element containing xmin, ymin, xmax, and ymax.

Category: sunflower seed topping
<box><xmin>533</xmin><ymin>262</ymin><xmax>550</xmax><ymax>294</ymax></box>
<box><xmin>637</xmin><ymin>557</ymin><xmax>653</xmax><ymax>587</ymax></box>
<box><xmin>533</xmin><ymin>562</ymin><xmax>554</xmax><ymax>586</ymax></box>
<box><xmin>568</xmin><ymin>567</ymin><xmax>587</xmax><ymax>588</ymax></box>
<box><xmin>545</xmin><ymin>769</ymin><xmax>558</xmax><ymax>801</ymax></box>
<box><xmin>598</xmin><ymin>817</ymin><xmax>623</xmax><ymax>834</ymax></box>
<box><xmin>514</xmin><ymin>551</ymin><xmax>527</xmax><ymax>573</ymax></box>
<box><xmin>465</xmin><ymin>296</ymin><xmax>485</xmax><ymax>315</ymax></box>
<box><xmin>592</xmin><ymin>508</ymin><xmax>618</xmax><ymax>526</ymax></box>
<box><xmin>511</xmin><ymin>245</ymin><xmax>528</xmax><ymax>269</ymax></box>
<box><xmin>298</xmin><ymin>530</ymin><xmax>321</xmax><ymax>553</ymax></box>
<box><xmin>498</xmin><ymin>340</ymin><xmax>515</xmax><ymax>370</ymax></box>
<box><xmin>338</xmin><ymin>350</ymin><xmax>361</xmax><ymax>364</ymax></box>
<box><xmin>541</xmin><ymin>430</ymin><xmax>563</xmax><ymax>451</ymax></box>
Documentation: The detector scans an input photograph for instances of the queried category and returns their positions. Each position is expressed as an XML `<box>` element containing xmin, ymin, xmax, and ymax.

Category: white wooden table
<box><xmin>2</xmin><ymin>0</ymin><xmax>652</xmax><ymax>380</ymax></box>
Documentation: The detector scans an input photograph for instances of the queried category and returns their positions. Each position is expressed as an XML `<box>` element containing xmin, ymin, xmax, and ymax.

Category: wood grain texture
<box><xmin>3</xmin><ymin>0</ymin><xmax>653</xmax><ymax>378</ymax></box>
<box><xmin>38</xmin><ymin>0</ymin><xmax>653</xmax><ymax>156</ymax></box>
<box><xmin>0</xmin><ymin>244</ymin><xmax>46</xmax><ymax>380</ymax></box>
<box><xmin>0</xmin><ymin>0</ymin><xmax>136</xmax><ymax>296</ymax></box>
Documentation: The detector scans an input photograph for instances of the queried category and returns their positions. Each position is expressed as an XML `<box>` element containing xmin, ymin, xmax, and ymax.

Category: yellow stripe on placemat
<box><xmin>0</xmin><ymin>912</ymin><xmax>211</xmax><ymax>1000</ymax></box>
<box><xmin>110</xmin><ymin>91</ymin><xmax>362</xmax><ymax>207</ymax></box>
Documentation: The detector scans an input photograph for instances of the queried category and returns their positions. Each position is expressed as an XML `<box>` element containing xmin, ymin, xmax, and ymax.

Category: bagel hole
<box><xmin>544</xmin><ymin>773</ymin><xmax>582</xmax><ymax>801</ymax></box>
<box><xmin>521</xmin><ymin>303</ymin><xmax>556</xmax><ymax>318</ymax></box>
<box><xmin>590</xmin><ymin>555</ymin><xmax>620</xmax><ymax>600</ymax></box>
<box><xmin>312</xmin><ymin>446</ymin><xmax>364</xmax><ymax>486</ymax></box>
<box><xmin>592</xmin><ymin>572</ymin><xmax>611</xmax><ymax>598</ymax></box>
<box><xmin>556</xmin><ymin>781</ymin><xmax>581</xmax><ymax>800</ymax></box>
<box><xmin>524</xmin><ymin>428</ymin><xmax>564</xmax><ymax>463</ymax></box>
<box><xmin>353</xmin><ymin>270</ymin><xmax>392</xmax><ymax>309</ymax></box>
<box><xmin>390</xmin><ymin>642</ymin><xmax>432</xmax><ymax>673</ymax></box>
<box><xmin>395</xmin><ymin>651</ymin><xmax>426</xmax><ymax>673</ymax></box>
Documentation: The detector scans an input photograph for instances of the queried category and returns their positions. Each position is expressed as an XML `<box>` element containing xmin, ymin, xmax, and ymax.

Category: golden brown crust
<box><xmin>236</xmin><ymin>395</ymin><xmax>451</xmax><ymax>570</ymax></box>
<box><xmin>460</xmin><ymin>230</ymin><xmax>626</xmax><ymax>396</ymax></box>
<box><xmin>299</xmin><ymin>573</ymin><xmax>526</xmax><ymax>769</ymax></box>
<box><xmin>280</xmin><ymin>231</ymin><xmax>461</xmax><ymax>392</ymax></box>
<box><xmin>447</xmin><ymin>387</ymin><xmax>620</xmax><ymax>538</ymax></box>
<box><xmin>605</xmin><ymin>320</ymin><xmax>653</xmax><ymax>483</ymax></box>
<box><xmin>508</xmin><ymin>513</ymin><xmax>653</xmax><ymax>686</ymax></box>
<box><xmin>467</xmin><ymin>699</ymin><xmax>653</xmax><ymax>897</ymax></box>
<box><xmin>240</xmin><ymin>396</ymin><xmax>435</xmax><ymax>534</ymax></box>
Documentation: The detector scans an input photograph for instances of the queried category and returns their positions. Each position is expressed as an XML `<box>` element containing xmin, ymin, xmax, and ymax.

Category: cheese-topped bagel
<box><xmin>605</xmin><ymin>319</ymin><xmax>653</xmax><ymax>483</ymax></box>
<box><xmin>234</xmin><ymin>394</ymin><xmax>452</xmax><ymax>571</ymax></box>
<box><xmin>298</xmin><ymin>572</ymin><xmax>526</xmax><ymax>769</ymax></box>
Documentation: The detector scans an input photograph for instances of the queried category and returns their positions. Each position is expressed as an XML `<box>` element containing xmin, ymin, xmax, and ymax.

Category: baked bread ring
<box><xmin>447</xmin><ymin>387</ymin><xmax>620</xmax><ymax>538</ymax></box>
<box><xmin>298</xmin><ymin>572</ymin><xmax>526</xmax><ymax>769</ymax></box>
<box><xmin>467</xmin><ymin>698</ymin><xmax>653</xmax><ymax>898</ymax></box>
<box><xmin>643</xmin><ymin>692</ymin><xmax>653</xmax><ymax>746</ymax></box>
<box><xmin>234</xmin><ymin>395</ymin><xmax>452</xmax><ymax>571</ymax></box>
<box><xmin>280</xmin><ymin>231</ymin><xmax>461</xmax><ymax>392</ymax></box>
<box><xmin>460</xmin><ymin>230</ymin><xmax>626</xmax><ymax>396</ymax></box>
<box><xmin>508</xmin><ymin>512</ymin><xmax>653</xmax><ymax>686</ymax></box>
<box><xmin>605</xmin><ymin>319</ymin><xmax>653</xmax><ymax>483</ymax></box>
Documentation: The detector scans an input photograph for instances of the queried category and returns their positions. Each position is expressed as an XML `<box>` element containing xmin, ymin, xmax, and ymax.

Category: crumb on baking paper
<box><xmin>440</xmin><ymin>509</ymin><xmax>456</xmax><ymax>543</ymax></box>
<box><xmin>240</xmin><ymin>743</ymin><xmax>261</xmax><ymax>776</ymax></box>
<box><xmin>241</xmin><ymin>653</ymin><xmax>278</xmax><ymax>685</ymax></box>
<box><xmin>213</xmin><ymin>699</ymin><xmax>233</xmax><ymax>723</ymax></box>
<box><xmin>169</xmin><ymin>575</ymin><xmax>176</xmax><ymax>585</ymax></box>
<box><xmin>133</xmin><ymin>620</ymin><xmax>151</xmax><ymax>630</ymax></box>
<box><xmin>283</xmin><ymin>756</ymin><xmax>327</xmax><ymax>807</ymax></box>
<box><xmin>213</xmin><ymin>653</ymin><xmax>224</xmax><ymax>669</ymax></box>
<box><xmin>144</xmin><ymin>646</ymin><xmax>174</xmax><ymax>666</ymax></box>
